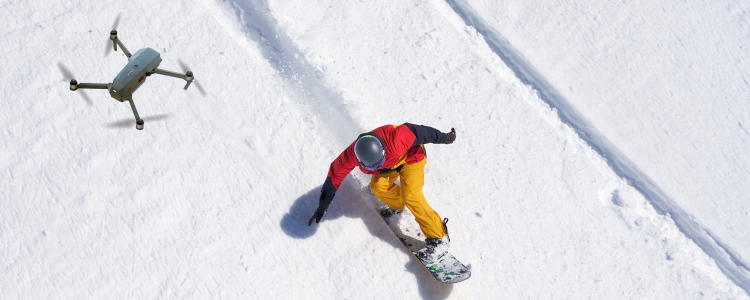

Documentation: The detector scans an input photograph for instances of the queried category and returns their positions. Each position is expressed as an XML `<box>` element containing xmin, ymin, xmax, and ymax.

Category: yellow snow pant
<box><xmin>369</xmin><ymin>158</ymin><xmax>446</xmax><ymax>239</ymax></box>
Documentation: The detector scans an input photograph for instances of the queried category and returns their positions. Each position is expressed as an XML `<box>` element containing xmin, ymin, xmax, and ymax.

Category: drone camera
<box><xmin>70</xmin><ymin>79</ymin><xmax>78</xmax><ymax>91</ymax></box>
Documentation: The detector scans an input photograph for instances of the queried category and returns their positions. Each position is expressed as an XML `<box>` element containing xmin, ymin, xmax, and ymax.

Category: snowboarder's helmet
<box><xmin>354</xmin><ymin>135</ymin><xmax>386</xmax><ymax>170</ymax></box>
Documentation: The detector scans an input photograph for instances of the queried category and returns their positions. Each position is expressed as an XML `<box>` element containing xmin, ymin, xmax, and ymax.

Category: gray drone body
<box><xmin>67</xmin><ymin>29</ymin><xmax>195</xmax><ymax>130</ymax></box>
<box><xmin>110</xmin><ymin>48</ymin><xmax>161</xmax><ymax>100</ymax></box>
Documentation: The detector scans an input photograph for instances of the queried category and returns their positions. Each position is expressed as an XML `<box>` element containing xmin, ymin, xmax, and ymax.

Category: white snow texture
<box><xmin>1</xmin><ymin>0</ymin><xmax>749</xmax><ymax>299</ymax></box>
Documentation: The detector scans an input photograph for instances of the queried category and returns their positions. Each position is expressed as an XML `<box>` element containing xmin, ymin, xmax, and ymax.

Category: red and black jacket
<box><xmin>316</xmin><ymin>123</ymin><xmax>452</xmax><ymax>213</ymax></box>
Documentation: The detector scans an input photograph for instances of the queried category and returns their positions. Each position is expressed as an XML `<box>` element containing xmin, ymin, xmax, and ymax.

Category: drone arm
<box><xmin>152</xmin><ymin>68</ymin><xmax>183</xmax><ymax>78</ymax></box>
<box><xmin>152</xmin><ymin>68</ymin><xmax>194</xmax><ymax>90</ymax></box>
<box><xmin>78</xmin><ymin>83</ymin><xmax>109</xmax><ymax>89</ymax></box>
<box><xmin>114</xmin><ymin>38</ymin><xmax>132</xmax><ymax>58</ymax></box>
<box><xmin>69</xmin><ymin>80</ymin><xmax>108</xmax><ymax>91</ymax></box>
<box><xmin>109</xmin><ymin>30</ymin><xmax>132</xmax><ymax>58</ymax></box>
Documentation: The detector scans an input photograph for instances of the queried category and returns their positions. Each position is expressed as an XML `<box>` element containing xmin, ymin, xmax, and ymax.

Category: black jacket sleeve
<box><xmin>317</xmin><ymin>176</ymin><xmax>337</xmax><ymax>213</ymax></box>
<box><xmin>405</xmin><ymin>123</ymin><xmax>450</xmax><ymax>147</ymax></box>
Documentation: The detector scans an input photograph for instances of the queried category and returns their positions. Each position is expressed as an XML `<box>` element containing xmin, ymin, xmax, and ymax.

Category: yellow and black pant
<box><xmin>369</xmin><ymin>158</ymin><xmax>446</xmax><ymax>239</ymax></box>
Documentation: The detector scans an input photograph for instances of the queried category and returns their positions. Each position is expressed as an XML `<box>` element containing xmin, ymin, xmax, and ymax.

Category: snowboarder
<box><xmin>308</xmin><ymin>123</ymin><xmax>457</xmax><ymax>263</ymax></box>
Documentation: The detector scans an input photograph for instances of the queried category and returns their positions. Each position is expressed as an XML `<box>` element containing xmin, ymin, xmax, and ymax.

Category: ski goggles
<box><xmin>359</xmin><ymin>151</ymin><xmax>386</xmax><ymax>171</ymax></box>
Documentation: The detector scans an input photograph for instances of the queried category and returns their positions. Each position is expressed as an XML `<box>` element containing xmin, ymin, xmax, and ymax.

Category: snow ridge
<box><xmin>443</xmin><ymin>0</ymin><xmax>750</xmax><ymax>294</ymax></box>
<box><xmin>227</xmin><ymin>0</ymin><xmax>363</xmax><ymax>144</ymax></box>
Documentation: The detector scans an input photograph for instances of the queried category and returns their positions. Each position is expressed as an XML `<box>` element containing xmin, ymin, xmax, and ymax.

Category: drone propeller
<box><xmin>57</xmin><ymin>62</ymin><xmax>93</xmax><ymax>106</ymax></box>
<box><xmin>177</xmin><ymin>59</ymin><xmax>207</xmax><ymax>97</ymax></box>
<box><xmin>111</xmin><ymin>13</ymin><xmax>121</xmax><ymax>30</ymax></box>
<box><xmin>104</xmin><ymin>14</ymin><xmax>121</xmax><ymax>57</ymax></box>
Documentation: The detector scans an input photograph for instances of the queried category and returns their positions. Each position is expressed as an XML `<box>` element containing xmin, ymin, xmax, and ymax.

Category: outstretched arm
<box><xmin>308</xmin><ymin>144</ymin><xmax>359</xmax><ymax>226</ymax></box>
<box><xmin>318</xmin><ymin>177</ymin><xmax>337</xmax><ymax>213</ymax></box>
<box><xmin>404</xmin><ymin>123</ymin><xmax>456</xmax><ymax>147</ymax></box>
<box><xmin>308</xmin><ymin>176</ymin><xmax>336</xmax><ymax>226</ymax></box>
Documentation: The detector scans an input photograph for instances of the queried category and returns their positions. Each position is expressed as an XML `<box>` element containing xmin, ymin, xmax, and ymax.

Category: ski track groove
<box><xmin>227</xmin><ymin>0</ymin><xmax>363</xmax><ymax>146</ymax></box>
<box><xmin>443</xmin><ymin>0</ymin><xmax>750</xmax><ymax>294</ymax></box>
<box><xmin>225</xmin><ymin>0</ymin><xmax>386</xmax><ymax>250</ymax></box>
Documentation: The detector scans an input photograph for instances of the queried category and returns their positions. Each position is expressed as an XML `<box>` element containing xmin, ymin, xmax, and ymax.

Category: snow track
<box><xmin>227</xmin><ymin>0</ymin><xmax>362</xmax><ymax>144</ymax></box>
<box><xmin>442</xmin><ymin>0</ymin><xmax>750</xmax><ymax>293</ymax></box>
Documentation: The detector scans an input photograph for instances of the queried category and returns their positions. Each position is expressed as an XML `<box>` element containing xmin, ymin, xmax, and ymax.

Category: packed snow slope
<box><xmin>454</xmin><ymin>0</ymin><xmax>750</xmax><ymax>292</ymax></box>
<box><xmin>0</xmin><ymin>0</ymin><xmax>747</xmax><ymax>299</ymax></box>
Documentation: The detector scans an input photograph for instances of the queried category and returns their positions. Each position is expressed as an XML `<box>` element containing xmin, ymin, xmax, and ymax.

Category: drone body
<box><xmin>67</xmin><ymin>30</ymin><xmax>194</xmax><ymax>130</ymax></box>
<box><xmin>111</xmin><ymin>47</ymin><xmax>161</xmax><ymax>100</ymax></box>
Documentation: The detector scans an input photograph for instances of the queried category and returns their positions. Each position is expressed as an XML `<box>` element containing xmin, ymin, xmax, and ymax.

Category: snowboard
<box><xmin>378</xmin><ymin>207</ymin><xmax>471</xmax><ymax>284</ymax></box>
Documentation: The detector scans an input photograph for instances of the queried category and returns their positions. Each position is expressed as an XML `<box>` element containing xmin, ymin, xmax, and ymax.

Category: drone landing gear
<box><xmin>126</xmin><ymin>98</ymin><xmax>145</xmax><ymax>130</ymax></box>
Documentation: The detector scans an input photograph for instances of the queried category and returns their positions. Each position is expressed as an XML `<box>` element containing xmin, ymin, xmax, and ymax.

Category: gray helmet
<box><xmin>354</xmin><ymin>135</ymin><xmax>385</xmax><ymax>170</ymax></box>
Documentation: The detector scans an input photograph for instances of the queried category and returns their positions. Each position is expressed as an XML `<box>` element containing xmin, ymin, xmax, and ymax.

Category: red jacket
<box><xmin>317</xmin><ymin>123</ymin><xmax>451</xmax><ymax>213</ymax></box>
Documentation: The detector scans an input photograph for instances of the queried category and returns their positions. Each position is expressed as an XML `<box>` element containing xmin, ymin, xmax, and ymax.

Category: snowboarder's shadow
<box><xmin>279</xmin><ymin>177</ymin><xmax>396</xmax><ymax>240</ymax></box>
<box><xmin>280</xmin><ymin>177</ymin><xmax>453</xmax><ymax>298</ymax></box>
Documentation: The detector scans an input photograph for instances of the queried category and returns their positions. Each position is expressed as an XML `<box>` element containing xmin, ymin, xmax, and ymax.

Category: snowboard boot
<box><xmin>379</xmin><ymin>206</ymin><xmax>402</xmax><ymax>224</ymax></box>
<box><xmin>417</xmin><ymin>218</ymin><xmax>451</xmax><ymax>263</ymax></box>
<box><xmin>417</xmin><ymin>236</ymin><xmax>450</xmax><ymax>264</ymax></box>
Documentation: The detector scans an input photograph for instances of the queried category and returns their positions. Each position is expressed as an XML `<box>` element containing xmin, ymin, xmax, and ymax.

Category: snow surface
<box><xmin>1</xmin><ymin>0</ymin><xmax>749</xmax><ymax>299</ymax></box>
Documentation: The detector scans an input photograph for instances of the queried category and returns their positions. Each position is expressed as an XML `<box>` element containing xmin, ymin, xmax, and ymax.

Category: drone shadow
<box><xmin>280</xmin><ymin>177</ymin><xmax>453</xmax><ymax>298</ymax></box>
<box><xmin>104</xmin><ymin>113</ymin><xmax>171</xmax><ymax>129</ymax></box>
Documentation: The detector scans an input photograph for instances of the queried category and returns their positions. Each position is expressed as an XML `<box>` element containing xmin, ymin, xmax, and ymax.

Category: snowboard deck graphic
<box><xmin>379</xmin><ymin>207</ymin><xmax>471</xmax><ymax>284</ymax></box>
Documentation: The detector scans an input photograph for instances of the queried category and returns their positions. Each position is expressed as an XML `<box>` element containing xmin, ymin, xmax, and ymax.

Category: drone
<box><xmin>62</xmin><ymin>19</ymin><xmax>202</xmax><ymax>130</ymax></box>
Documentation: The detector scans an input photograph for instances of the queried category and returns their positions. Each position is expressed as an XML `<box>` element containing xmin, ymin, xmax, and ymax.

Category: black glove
<box><xmin>446</xmin><ymin>128</ymin><xmax>456</xmax><ymax>144</ymax></box>
<box><xmin>308</xmin><ymin>210</ymin><xmax>325</xmax><ymax>226</ymax></box>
